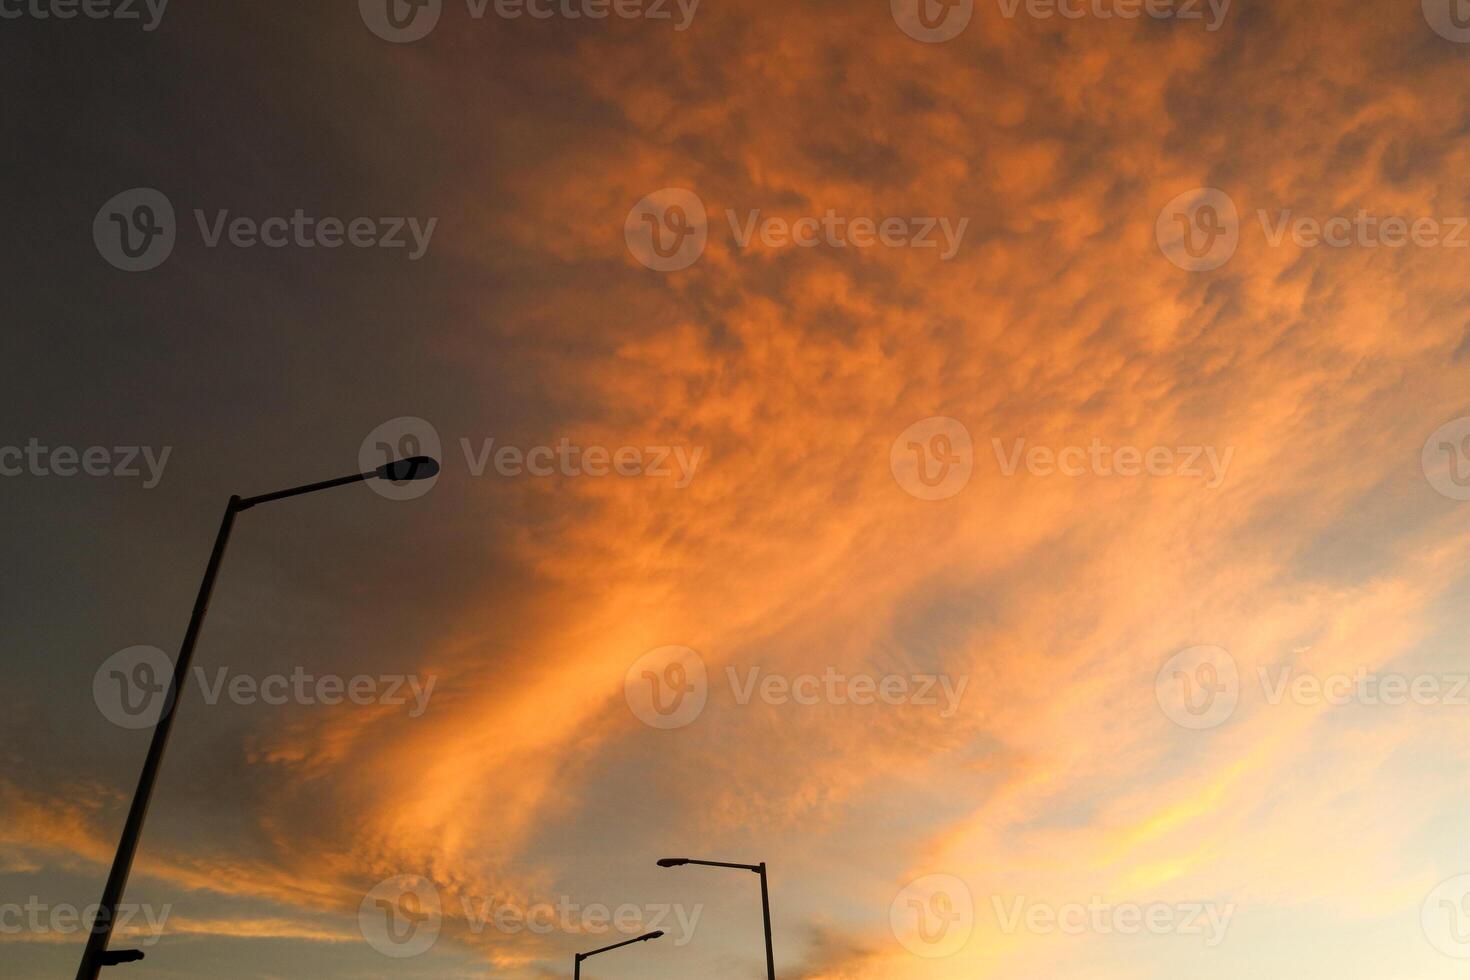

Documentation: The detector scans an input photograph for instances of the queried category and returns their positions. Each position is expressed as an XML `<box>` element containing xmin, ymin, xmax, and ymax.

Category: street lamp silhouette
<box><xmin>573</xmin><ymin>930</ymin><xmax>663</xmax><ymax>979</ymax></box>
<box><xmin>657</xmin><ymin>857</ymin><xmax>775</xmax><ymax>979</ymax></box>
<box><xmin>75</xmin><ymin>456</ymin><xmax>439</xmax><ymax>979</ymax></box>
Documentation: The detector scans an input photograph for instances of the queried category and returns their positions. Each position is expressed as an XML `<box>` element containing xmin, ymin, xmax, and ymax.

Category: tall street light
<box><xmin>75</xmin><ymin>456</ymin><xmax>440</xmax><ymax>979</ymax></box>
<box><xmin>573</xmin><ymin>929</ymin><xmax>663</xmax><ymax>979</ymax></box>
<box><xmin>657</xmin><ymin>857</ymin><xmax>775</xmax><ymax>979</ymax></box>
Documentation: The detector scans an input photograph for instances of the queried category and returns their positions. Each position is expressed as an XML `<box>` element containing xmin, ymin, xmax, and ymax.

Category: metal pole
<box><xmin>574</xmin><ymin>954</ymin><xmax>581</xmax><ymax>980</ymax></box>
<box><xmin>76</xmin><ymin>497</ymin><xmax>241</xmax><ymax>979</ymax></box>
<box><xmin>758</xmin><ymin>862</ymin><xmax>775</xmax><ymax>980</ymax></box>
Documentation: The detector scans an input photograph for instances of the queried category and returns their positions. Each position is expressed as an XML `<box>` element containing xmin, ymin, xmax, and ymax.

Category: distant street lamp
<box><xmin>657</xmin><ymin>857</ymin><xmax>775</xmax><ymax>979</ymax></box>
<box><xmin>573</xmin><ymin>929</ymin><xmax>663</xmax><ymax>979</ymax></box>
<box><xmin>75</xmin><ymin>456</ymin><xmax>440</xmax><ymax>979</ymax></box>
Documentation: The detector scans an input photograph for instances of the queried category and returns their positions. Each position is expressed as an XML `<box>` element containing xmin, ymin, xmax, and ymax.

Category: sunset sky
<box><xmin>6</xmin><ymin>0</ymin><xmax>1470</xmax><ymax>976</ymax></box>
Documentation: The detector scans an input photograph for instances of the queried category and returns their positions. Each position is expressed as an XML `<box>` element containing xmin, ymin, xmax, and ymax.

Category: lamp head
<box><xmin>656</xmin><ymin>858</ymin><xmax>689</xmax><ymax>868</ymax></box>
<box><xmin>641</xmin><ymin>931</ymin><xmax>665</xmax><ymax>941</ymax></box>
<box><xmin>375</xmin><ymin>456</ymin><xmax>440</xmax><ymax>482</ymax></box>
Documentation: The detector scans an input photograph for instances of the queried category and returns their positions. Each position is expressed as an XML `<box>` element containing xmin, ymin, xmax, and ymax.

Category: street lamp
<box><xmin>75</xmin><ymin>456</ymin><xmax>440</xmax><ymax>979</ymax></box>
<box><xmin>573</xmin><ymin>930</ymin><xmax>663</xmax><ymax>979</ymax></box>
<box><xmin>656</xmin><ymin>857</ymin><xmax>775</xmax><ymax>979</ymax></box>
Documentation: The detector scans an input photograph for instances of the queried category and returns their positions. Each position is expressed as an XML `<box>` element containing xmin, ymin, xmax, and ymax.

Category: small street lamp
<box><xmin>573</xmin><ymin>930</ymin><xmax>663</xmax><ymax>979</ymax></box>
<box><xmin>656</xmin><ymin>857</ymin><xmax>775</xmax><ymax>979</ymax></box>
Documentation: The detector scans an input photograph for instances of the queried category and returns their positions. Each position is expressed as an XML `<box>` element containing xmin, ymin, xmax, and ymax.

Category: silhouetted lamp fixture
<box><xmin>657</xmin><ymin>857</ymin><xmax>775</xmax><ymax>979</ymax></box>
<box><xmin>573</xmin><ymin>929</ymin><xmax>663</xmax><ymax>979</ymax></box>
<box><xmin>76</xmin><ymin>456</ymin><xmax>439</xmax><ymax>979</ymax></box>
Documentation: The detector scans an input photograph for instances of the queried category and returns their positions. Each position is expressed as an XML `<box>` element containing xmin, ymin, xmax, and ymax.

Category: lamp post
<box><xmin>656</xmin><ymin>857</ymin><xmax>775</xmax><ymax>979</ymax></box>
<box><xmin>75</xmin><ymin>456</ymin><xmax>440</xmax><ymax>979</ymax></box>
<box><xmin>573</xmin><ymin>930</ymin><xmax>663</xmax><ymax>979</ymax></box>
